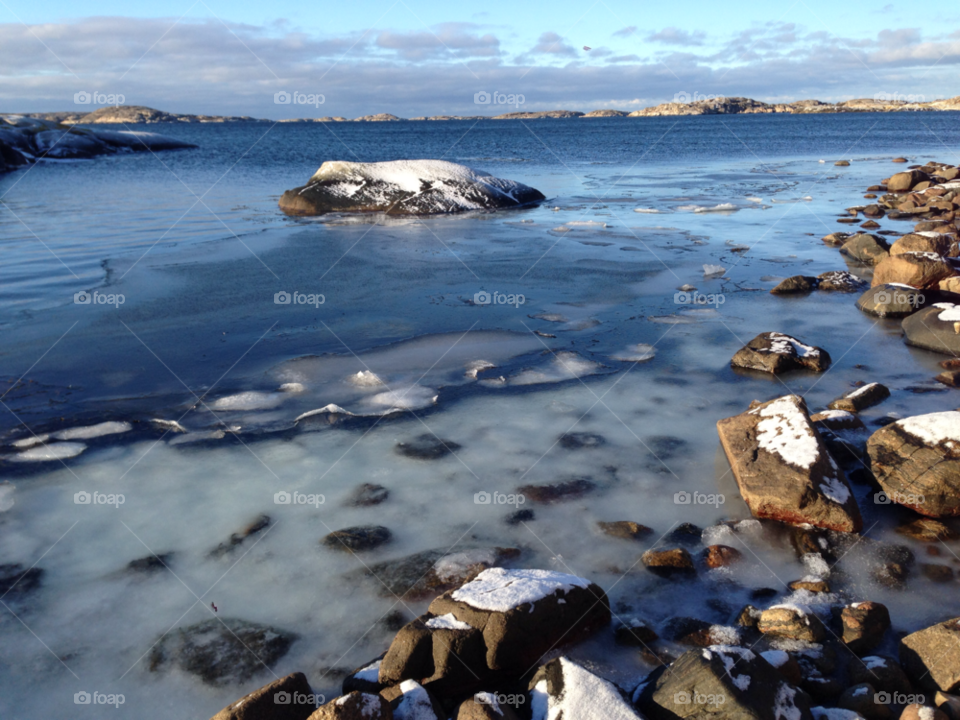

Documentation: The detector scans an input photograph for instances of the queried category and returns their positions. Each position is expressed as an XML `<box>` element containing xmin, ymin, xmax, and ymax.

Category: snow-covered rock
<box><xmin>529</xmin><ymin>657</ymin><xmax>643</xmax><ymax>720</ymax></box>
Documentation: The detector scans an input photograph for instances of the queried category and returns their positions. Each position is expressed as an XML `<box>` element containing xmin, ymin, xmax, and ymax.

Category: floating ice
<box><xmin>10</xmin><ymin>442</ymin><xmax>86</xmax><ymax>462</ymax></box>
<box><xmin>168</xmin><ymin>429</ymin><xmax>225</xmax><ymax>445</ymax></box>
<box><xmin>510</xmin><ymin>352</ymin><xmax>604</xmax><ymax>386</ymax></box>
<box><xmin>365</xmin><ymin>385</ymin><xmax>437</xmax><ymax>410</ymax></box>
<box><xmin>0</xmin><ymin>481</ymin><xmax>14</xmax><ymax>512</ymax></box>
<box><xmin>210</xmin><ymin>392</ymin><xmax>285</xmax><ymax>411</ymax></box>
<box><xmin>51</xmin><ymin>421</ymin><xmax>132</xmax><ymax>440</ymax></box>
<box><xmin>348</xmin><ymin>370</ymin><xmax>385</xmax><ymax>387</ymax></box>
<box><xmin>279</xmin><ymin>382</ymin><xmax>306</xmax><ymax>393</ymax></box>
<box><xmin>566</xmin><ymin>221</ymin><xmax>608</xmax><ymax>227</ymax></box>
<box><xmin>450</xmin><ymin>568</ymin><xmax>590</xmax><ymax>612</ymax></box>
<box><xmin>678</xmin><ymin>203</ymin><xmax>738</xmax><ymax>213</ymax></box>
<box><xmin>633</xmin><ymin>208</ymin><xmax>664</xmax><ymax>213</ymax></box>
<box><xmin>12</xmin><ymin>434</ymin><xmax>48</xmax><ymax>448</ymax></box>
<box><xmin>464</xmin><ymin>360</ymin><xmax>496</xmax><ymax>379</ymax></box>
<box><xmin>610</xmin><ymin>344</ymin><xmax>656</xmax><ymax>362</ymax></box>
<box><xmin>703</xmin><ymin>264</ymin><xmax>726</xmax><ymax>277</ymax></box>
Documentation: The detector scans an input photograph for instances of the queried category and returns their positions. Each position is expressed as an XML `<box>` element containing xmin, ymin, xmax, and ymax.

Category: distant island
<box><xmin>7</xmin><ymin>96</ymin><xmax>960</xmax><ymax>125</ymax></box>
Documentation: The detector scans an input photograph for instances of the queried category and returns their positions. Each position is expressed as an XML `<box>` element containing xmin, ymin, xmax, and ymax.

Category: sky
<box><xmin>1</xmin><ymin>0</ymin><xmax>959</xmax><ymax>118</ymax></box>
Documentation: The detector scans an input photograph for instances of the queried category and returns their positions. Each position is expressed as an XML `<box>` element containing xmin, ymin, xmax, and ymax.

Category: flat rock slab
<box><xmin>856</xmin><ymin>284</ymin><xmax>931</xmax><ymax>317</ymax></box>
<box><xmin>866</xmin><ymin>411</ymin><xmax>960</xmax><ymax>517</ymax></box>
<box><xmin>279</xmin><ymin>160</ymin><xmax>545</xmax><ymax>216</ymax></box>
<box><xmin>900</xmin><ymin>617</ymin><xmax>960</xmax><ymax>692</ymax></box>
<box><xmin>828</xmin><ymin>382</ymin><xmax>890</xmax><ymax>412</ymax></box>
<box><xmin>731</xmin><ymin>332</ymin><xmax>831</xmax><ymax>374</ymax></box>
<box><xmin>717</xmin><ymin>395</ymin><xmax>862</xmax><ymax>532</ymax></box>
<box><xmin>903</xmin><ymin>304</ymin><xmax>960</xmax><ymax>355</ymax></box>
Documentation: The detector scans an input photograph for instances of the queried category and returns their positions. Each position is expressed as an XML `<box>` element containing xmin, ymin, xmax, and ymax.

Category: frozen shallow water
<box><xmin>2</xmin><ymin>116</ymin><xmax>960</xmax><ymax>717</ymax></box>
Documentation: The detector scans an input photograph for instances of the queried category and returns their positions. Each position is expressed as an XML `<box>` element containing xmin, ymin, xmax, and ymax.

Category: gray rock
<box><xmin>771</xmin><ymin>276</ymin><xmax>820</xmax><ymax>294</ymax></box>
<box><xmin>344</xmin><ymin>483</ymin><xmax>389</xmax><ymax>507</ymax></box>
<box><xmin>903</xmin><ymin>306</ymin><xmax>960</xmax><ymax>355</ymax></box>
<box><xmin>856</xmin><ymin>285</ymin><xmax>930</xmax><ymax>318</ymax></box>
<box><xmin>312</xmin><ymin>692</ymin><xmax>393</xmax><ymax>719</ymax></box>
<box><xmin>322</xmin><ymin>525</ymin><xmax>392</xmax><ymax>552</ymax></box>
<box><xmin>818</xmin><ymin>270</ymin><xmax>868</xmax><ymax>292</ymax></box>
<box><xmin>841</xmin><ymin>234</ymin><xmax>891</xmax><ymax>265</ymax></box>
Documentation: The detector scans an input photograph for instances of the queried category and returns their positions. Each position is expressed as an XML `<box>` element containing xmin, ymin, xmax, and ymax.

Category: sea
<box><xmin>1</xmin><ymin>113</ymin><xmax>960</xmax><ymax>717</ymax></box>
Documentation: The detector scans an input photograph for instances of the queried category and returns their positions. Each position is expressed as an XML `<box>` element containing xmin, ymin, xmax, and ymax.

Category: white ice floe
<box><xmin>210</xmin><ymin>391</ymin><xmax>285</xmax><ymax>411</ymax></box>
<box><xmin>451</xmin><ymin>568</ymin><xmax>589</xmax><ymax>612</ymax></box>
<box><xmin>50</xmin><ymin>421</ymin><xmax>132</xmax><ymax>441</ymax></box>
<box><xmin>365</xmin><ymin>385</ymin><xmax>437</xmax><ymax>410</ymax></box>
<box><xmin>465</xmin><ymin>360</ymin><xmax>496</xmax><ymax>379</ymax></box>
<box><xmin>0</xmin><ymin>481</ymin><xmax>14</xmax><ymax>512</ymax></box>
<box><xmin>703</xmin><ymin>264</ymin><xmax>726</xmax><ymax>277</ymax></box>
<box><xmin>348</xmin><ymin>370</ymin><xmax>385</xmax><ymax>387</ymax></box>
<box><xmin>393</xmin><ymin>680</ymin><xmax>436</xmax><ymax>720</ymax></box>
<box><xmin>529</xmin><ymin>658</ymin><xmax>641</xmax><ymax>720</ymax></box>
<box><xmin>751</xmin><ymin>397</ymin><xmax>820</xmax><ymax>469</ymax></box>
<box><xmin>12</xmin><ymin>434</ymin><xmax>48</xmax><ymax>448</ymax></box>
<box><xmin>633</xmin><ymin>208</ymin><xmax>664</xmax><ymax>213</ymax></box>
<box><xmin>896</xmin><ymin>411</ymin><xmax>960</xmax><ymax>446</ymax></box>
<box><xmin>678</xmin><ymin>203</ymin><xmax>738</xmax><ymax>213</ymax></box>
<box><xmin>747</xmin><ymin>197</ymin><xmax>764</xmax><ymax>203</ymax></box>
<box><xmin>10</xmin><ymin>442</ymin><xmax>86</xmax><ymax>462</ymax></box>
<box><xmin>510</xmin><ymin>352</ymin><xmax>603</xmax><ymax>386</ymax></box>
<box><xmin>168</xmin><ymin>430</ymin><xmax>225</xmax><ymax>445</ymax></box>
<box><xmin>295</xmin><ymin>404</ymin><xmax>355</xmax><ymax>422</ymax></box>
<box><xmin>425</xmin><ymin>613</ymin><xmax>472</xmax><ymax>631</ymax></box>
<box><xmin>279</xmin><ymin>382</ymin><xmax>306</xmax><ymax>393</ymax></box>
<box><xmin>150</xmin><ymin>418</ymin><xmax>187</xmax><ymax>432</ymax></box>
<box><xmin>610</xmin><ymin>344</ymin><xmax>656</xmax><ymax>362</ymax></box>
<box><xmin>566</xmin><ymin>221</ymin><xmax>608</xmax><ymax>227</ymax></box>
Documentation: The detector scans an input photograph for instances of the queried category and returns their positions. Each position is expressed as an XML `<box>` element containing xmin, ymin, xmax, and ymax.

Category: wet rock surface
<box><xmin>323</xmin><ymin>525</ymin><xmax>393</xmax><ymax>552</ymax></box>
<box><xmin>731</xmin><ymin>332</ymin><xmax>831</xmax><ymax>374</ymax></box>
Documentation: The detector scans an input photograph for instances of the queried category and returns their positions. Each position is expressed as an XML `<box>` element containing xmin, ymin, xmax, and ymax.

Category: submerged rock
<box><xmin>149</xmin><ymin>618</ymin><xmax>296</xmax><ymax>685</ymax></box>
<box><xmin>598</xmin><ymin>520</ymin><xmax>653</xmax><ymax>540</ymax></box>
<box><xmin>717</xmin><ymin>395</ymin><xmax>862</xmax><ymax>532</ymax></box>
<box><xmin>209</xmin><ymin>514</ymin><xmax>271</xmax><ymax>558</ymax></box>
<box><xmin>771</xmin><ymin>276</ymin><xmax>819</xmax><ymax>294</ymax></box>
<box><xmin>866</xmin><ymin>411</ymin><xmax>960</xmax><ymax>517</ymax></box>
<box><xmin>529</xmin><ymin>656</ymin><xmax>642</xmax><ymax>720</ymax></box>
<box><xmin>278</xmin><ymin>160</ymin><xmax>545</xmax><ymax>216</ymax></box>
<box><xmin>0</xmin><ymin>563</ymin><xmax>43</xmax><ymax>596</ymax></box>
<box><xmin>343</xmin><ymin>483</ymin><xmax>389</xmax><ymax>507</ymax></box>
<box><xmin>732</xmin><ymin>332</ymin><xmax>831</xmax><ymax>374</ymax></box>
<box><xmin>322</xmin><ymin>525</ymin><xmax>393</xmax><ymax>552</ymax></box>
<box><xmin>517</xmin><ymin>477</ymin><xmax>595</xmax><ymax>502</ymax></box>
<box><xmin>395</xmin><ymin>434</ymin><xmax>462</xmax><ymax>460</ymax></box>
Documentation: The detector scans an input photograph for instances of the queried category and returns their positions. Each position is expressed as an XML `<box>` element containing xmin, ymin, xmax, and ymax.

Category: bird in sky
<box><xmin>583</xmin><ymin>46</ymin><xmax>592</xmax><ymax>51</ymax></box>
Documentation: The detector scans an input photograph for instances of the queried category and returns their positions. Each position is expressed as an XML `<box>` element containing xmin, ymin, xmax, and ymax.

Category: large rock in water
<box><xmin>900</xmin><ymin>617</ymin><xmax>960</xmax><ymax>692</ymax></box>
<box><xmin>210</xmin><ymin>672</ymin><xmax>315</xmax><ymax>720</ymax></box>
<box><xmin>638</xmin><ymin>645</ymin><xmax>814</xmax><ymax>720</ymax></box>
<box><xmin>731</xmin><ymin>332</ymin><xmax>831</xmax><ymax>374</ymax></box>
<box><xmin>871</xmin><ymin>253</ymin><xmax>956</xmax><ymax>289</ymax></box>
<box><xmin>866</xmin><ymin>411</ymin><xmax>960</xmax><ymax>517</ymax></box>
<box><xmin>278</xmin><ymin>160</ymin><xmax>545</xmax><ymax>216</ymax></box>
<box><xmin>717</xmin><ymin>395</ymin><xmax>862</xmax><ymax>532</ymax></box>
<box><xmin>529</xmin><ymin>656</ymin><xmax>642</xmax><ymax>719</ymax></box>
<box><xmin>903</xmin><ymin>304</ymin><xmax>960</xmax><ymax>355</ymax></box>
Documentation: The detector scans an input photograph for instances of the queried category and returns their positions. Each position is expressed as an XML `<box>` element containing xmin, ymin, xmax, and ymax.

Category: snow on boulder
<box><xmin>529</xmin><ymin>657</ymin><xmax>643</xmax><ymax>720</ymax></box>
<box><xmin>731</xmin><ymin>332</ymin><xmax>831</xmax><ymax>374</ymax></box>
<box><xmin>866</xmin><ymin>411</ymin><xmax>960</xmax><ymax>517</ymax></box>
<box><xmin>279</xmin><ymin>159</ymin><xmax>546</xmax><ymax>216</ymax></box>
<box><xmin>637</xmin><ymin>645</ymin><xmax>814</xmax><ymax>720</ymax></box>
<box><xmin>717</xmin><ymin>395</ymin><xmax>863</xmax><ymax>532</ymax></box>
<box><xmin>311</xmin><ymin>691</ymin><xmax>393</xmax><ymax>719</ymax></box>
<box><xmin>423</xmin><ymin>568</ymin><xmax>610</xmax><ymax>675</ymax></box>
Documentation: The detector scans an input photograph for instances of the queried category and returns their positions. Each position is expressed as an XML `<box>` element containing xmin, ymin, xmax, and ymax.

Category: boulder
<box><xmin>149</xmin><ymin>618</ymin><xmax>296</xmax><ymax>685</ymax></box>
<box><xmin>529</xmin><ymin>656</ymin><xmax>641</xmax><ymax>720</ymax></box>
<box><xmin>640</xmin><ymin>645</ymin><xmax>814</xmax><ymax>720</ymax></box>
<box><xmin>210</xmin><ymin>514</ymin><xmax>271</xmax><ymax>558</ymax></box>
<box><xmin>837</xmin><ymin>683</ymin><xmax>892</xmax><ymax>720</ymax></box>
<box><xmin>278</xmin><ymin>160</ymin><xmax>546</xmax><ymax>216</ymax></box>
<box><xmin>866</xmin><ymin>411</ymin><xmax>960</xmax><ymax>517</ymax></box>
<box><xmin>872</xmin><ymin>254</ymin><xmax>956</xmax><ymax>289</ymax></box>
<box><xmin>454</xmin><ymin>692</ymin><xmax>524</xmax><ymax>719</ymax></box>
<box><xmin>642</xmin><ymin>547</ymin><xmax>696</xmax><ymax>576</ymax></box>
<box><xmin>819</xmin><ymin>271</ymin><xmax>868</xmax><ymax>292</ymax></box>
<box><xmin>940</xmin><ymin>277</ymin><xmax>960</xmax><ymax>293</ymax></box>
<box><xmin>717</xmin><ymin>395</ymin><xmax>863</xmax><ymax>532</ymax></box>
<box><xmin>615</xmin><ymin>618</ymin><xmax>659</xmax><ymax>646</ymax></box>
<box><xmin>824</xmin><ymin>232</ymin><xmax>854</xmax><ymax>247</ymax></box>
<box><xmin>895</xmin><ymin>518</ymin><xmax>958</xmax><ymax>543</ymax></box>
<box><xmin>731</xmin><ymin>332</ymin><xmax>831</xmax><ymax>374</ymax></box>
<box><xmin>310</xmin><ymin>692</ymin><xmax>393</xmax><ymax>719</ymax></box>
<box><xmin>828</xmin><ymin>383</ymin><xmax>890</xmax><ymax>412</ymax></box>
<box><xmin>841</xmin><ymin>235</ymin><xmax>891</xmax><ymax>265</ymax></box>
<box><xmin>342</xmin><ymin>657</ymin><xmax>385</xmax><ymax>695</ymax></box>
<box><xmin>395</xmin><ymin>435</ymin><xmax>461</xmax><ymax>460</ymax></box>
<box><xmin>704</xmin><ymin>545</ymin><xmax>743</xmax><ymax>568</ymax></box>
<box><xmin>598</xmin><ymin>520</ymin><xmax>653</xmax><ymax>540</ymax></box>
<box><xmin>903</xmin><ymin>305</ymin><xmax>960</xmax><ymax>355</ymax></box>
<box><xmin>841</xmin><ymin>602</ymin><xmax>891</xmax><ymax>655</ymax></box>
<box><xmin>388</xmin><ymin>680</ymin><xmax>443</xmax><ymax>720</ymax></box>
<box><xmin>888</xmin><ymin>171</ymin><xmax>931</xmax><ymax>192</ymax></box>
<box><xmin>856</xmin><ymin>285</ymin><xmax>929</xmax><ymax>317</ymax></box>
<box><xmin>900</xmin><ymin>618</ymin><xmax>960</xmax><ymax>692</ymax></box>
<box><xmin>849</xmin><ymin>656</ymin><xmax>913</xmax><ymax>696</ymax></box>
<box><xmin>425</xmin><ymin>568</ymin><xmax>610</xmax><ymax>674</ymax></box>
<box><xmin>518</xmin><ymin>478</ymin><xmax>595</xmax><ymax>502</ymax></box>
<box><xmin>322</xmin><ymin>526</ymin><xmax>392</xmax><ymax>552</ymax></box>
<box><xmin>891</xmin><ymin>234</ymin><xmax>954</xmax><ymax>257</ymax></box>
<box><xmin>900</xmin><ymin>705</ymin><xmax>949</xmax><ymax>720</ymax></box>
<box><xmin>758</xmin><ymin>606</ymin><xmax>827</xmax><ymax>642</ymax></box>
<box><xmin>772</xmin><ymin>276</ymin><xmax>820</xmax><ymax>294</ymax></box>
<box><xmin>210</xmin><ymin>672</ymin><xmax>315</xmax><ymax>720</ymax></box>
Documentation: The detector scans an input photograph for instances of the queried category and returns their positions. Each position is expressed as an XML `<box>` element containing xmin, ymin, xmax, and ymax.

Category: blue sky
<box><xmin>2</xmin><ymin>0</ymin><xmax>958</xmax><ymax>117</ymax></box>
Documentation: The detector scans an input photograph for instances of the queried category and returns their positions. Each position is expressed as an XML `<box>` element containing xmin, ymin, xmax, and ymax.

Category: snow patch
<box><xmin>425</xmin><ymin>613</ymin><xmax>472</xmax><ymax>631</ymax></box>
<box><xmin>751</xmin><ymin>396</ymin><xmax>820</xmax><ymax>469</ymax></box>
<box><xmin>450</xmin><ymin>568</ymin><xmax>590</xmax><ymax>612</ymax></box>
<box><xmin>897</xmin><ymin>411</ymin><xmax>960</xmax><ymax>446</ymax></box>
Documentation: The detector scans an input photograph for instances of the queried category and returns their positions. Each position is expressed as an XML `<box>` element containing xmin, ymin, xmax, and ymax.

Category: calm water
<box><xmin>1</xmin><ymin>114</ymin><xmax>960</xmax><ymax>718</ymax></box>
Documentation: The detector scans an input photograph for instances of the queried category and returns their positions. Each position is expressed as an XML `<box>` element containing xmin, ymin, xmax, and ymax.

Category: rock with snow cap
<box><xmin>818</xmin><ymin>271</ymin><xmax>868</xmax><ymax>292</ymax></box>
<box><xmin>900</xmin><ymin>618</ymin><xmax>960</xmax><ymax>693</ymax></box>
<box><xmin>210</xmin><ymin>672</ymin><xmax>315</xmax><ymax>720</ymax></box>
<box><xmin>639</xmin><ymin>645</ymin><xmax>814</xmax><ymax>720</ymax></box>
<box><xmin>279</xmin><ymin>160</ymin><xmax>545</xmax><ymax>216</ymax></box>
<box><xmin>837</xmin><ymin>683</ymin><xmax>892</xmax><ymax>720</ymax></box>
<box><xmin>903</xmin><ymin>305</ymin><xmax>960</xmax><ymax>356</ymax></box>
<box><xmin>872</xmin><ymin>254</ymin><xmax>956</xmax><ymax>289</ymax></box>
<box><xmin>866</xmin><ymin>411</ymin><xmax>960</xmax><ymax>517</ymax></box>
<box><xmin>891</xmin><ymin>234</ymin><xmax>955</xmax><ymax>257</ymax></box>
<box><xmin>828</xmin><ymin>383</ymin><xmax>890</xmax><ymax>413</ymax></box>
<box><xmin>427</xmin><ymin>568</ymin><xmax>610</xmax><ymax>673</ymax></box>
<box><xmin>759</xmin><ymin>605</ymin><xmax>827</xmax><ymax>642</ymax></box>
<box><xmin>310</xmin><ymin>691</ymin><xmax>393</xmax><ymax>719</ymax></box>
<box><xmin>717</xmin><ymin>395</ymin><xmax>863</xmax><ymax>533</ymax></box>
<box><xmin>387</xmin><ymin>680</ymin><xmax>443</xmax><ymax>720</ymax></box>
<box><xmin>731</xmin><ymin>333</ymin><xmax>831</xmax><ymax>374</ymax></box>
<box><xmin>848</xmin><ymin>656</ymin><xmax>913</xmax><ymax>697</ymax></box>
<box><xmin>841</xmin><ymin>602</ymin><xmax>891</xmax><ymax>655</ymax></box>
<box><xmin>528</xmin><ymin>656</ymin><xmax>643</xmax><ymax>720</ymax></box>
<box><xmin>899</xmin><ymin>705</ymin><xmax>949</xmax><ymax>720</ymax></box>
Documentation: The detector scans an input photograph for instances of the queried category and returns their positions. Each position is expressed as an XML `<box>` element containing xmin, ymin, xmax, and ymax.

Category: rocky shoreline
<box><xmin>6</xmin><ymin>96</ymin><xmax>960</xmax><ymax>127</ymax></box>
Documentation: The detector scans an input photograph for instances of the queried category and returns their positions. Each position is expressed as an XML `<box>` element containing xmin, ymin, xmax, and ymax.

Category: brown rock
<box><xmin>892</xmin><ymin>234</ymin><xmax>954</xmax><ymax>257</ymax></box>
<box><xmin>841</xmin><ymin>602</ymin><xmax>891</xmax><ymax>655</ymax></box>
<box><xmin>836</xmin><ymin>160</ymin><xmax>851</xmax><ymax>167</ymax></box>
<box><xmin>866</xmin><ymin>412</ymin><xmax>960</xmax><ymax>517</ymax></box>
<box><xmin>731</xmin><ymin>332</ymin><xmax>831</xmax><ymax>374</ymax></box>
<box><xmin>704</xmin><ymin>545</ymin><xmax>743</xmax><ymax>568</ymax></box>
<box><xmin>598</xmin><ymin>520</ymin><xmax>653</xmax><ymax>540</ymax></box>
<box><xmin>322</xmin><ymin>526</ymin><xmax>392</xmax><ymax>553</ymax></box>
<box><xmin>642</xmin><ymin>547</ymin><xmax>695</xmax><ymax>576</ymax></box>
<box><xmin>758</xmin><ymin>606</ymin><xmax>827</xmax><ymax>642</ymax></box>
<box><xmin>772</xmin><ymin>276</ymin><xmax>820</xmax><ymax>294</ymax></box>
<box><xmin>824</xmin><ymin>232</ymin><xmax>853</xmax><ymax>246</ymax></box>
<box><xmin>889</xmin><ymin>170</ymin><xmax>931</xmax><ymax>192</ymax></box>
<box><xmin>940</xmin><ymin>277</ymin><xmax>960</xmax><ymax>293</ymax></box>
<box><xmin>309</xmin><ymin>692</ymin><xmax>392</xmax><ymax>720</ymax></box>
<box><xmin>850</xmin><ymin>655</ymin><xmax>914</xmax><ymax>696</ymax></box>
<box><xmin>841</xmin><ymin>233</ymin><xmax>891</xmax><ymax>265</ymax></box>
<box><xmin>789</xmin><ymin>578</ymin><xmax>830</xmax><ymax>593</ymax></box>
<box><xmin>862</xmin><ymin>220</ymin><xmax>882</xmax><ymax>229</ymax></box>
<box><xmin>896</xmin><ymin>518</ymin><xmax>959</xmax><ymax>542</ymax></box>
<box><xmin>900</xmin><ymin>617</ymin><xmax>960</xmax><ymax>692</ymax></box>
<box><xmin>453</xmin><ymin>694</ymin><xmax>523</xmax><ymax>720</ymax></box>
<box><xmin>919</xmin><ymin>563</ymin><xmax>955</xmax><ymax>582</ymax></box>
<box><xmin>819</xmin><ymin>270</ymin><xmax>867</xmax><ymax>292</ymax></box>
<box><xmin>517</xmin><ymin>478</ymin><xmax>594</xmax><ymax>503</ymax></box>
<box><xmin>379</xmin><ymin>616</ymin><xmax>434</xmax><ymax>686</ymax></box>
<box><xmin>838</xmin><ymin>683</ymin><xmax>893</xmax><ymax>720</ymax></box>
<box><xmin>211</xmin><ymin>672</ymin><xmax>316</xmax><ymax>720</ymax></box>
<box><xmin>828</xmin><ymin>382</ymin><xmax>891</xmax><ymax>412</ymax></box>
<box><xmin>736</xmin><ymin>605</ymin><xmax>762</xmax><ymax>628</ymax></box>
<box><xmin>900</xmin><ymin>705</ymin><xmax>949</xmax><ymax>720</ymax></box>
<box><xmin>893</xmin><ymin>158</ymin><xmax>909</xmax><ymax>163</ymax></box>
<box><xmin>872</xmin><ymin>253</ymin><xmax>956</xmax><ymax>289</ymax></box>
<box><xmin>716</xmin><ymin>395</ymin><xmax>862</xmax><ymax>532</ymax></box>
<box><xmin>615</xmin><ymin>619</ymin><xmax>659</xmax><ymax>646</ymax></box>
